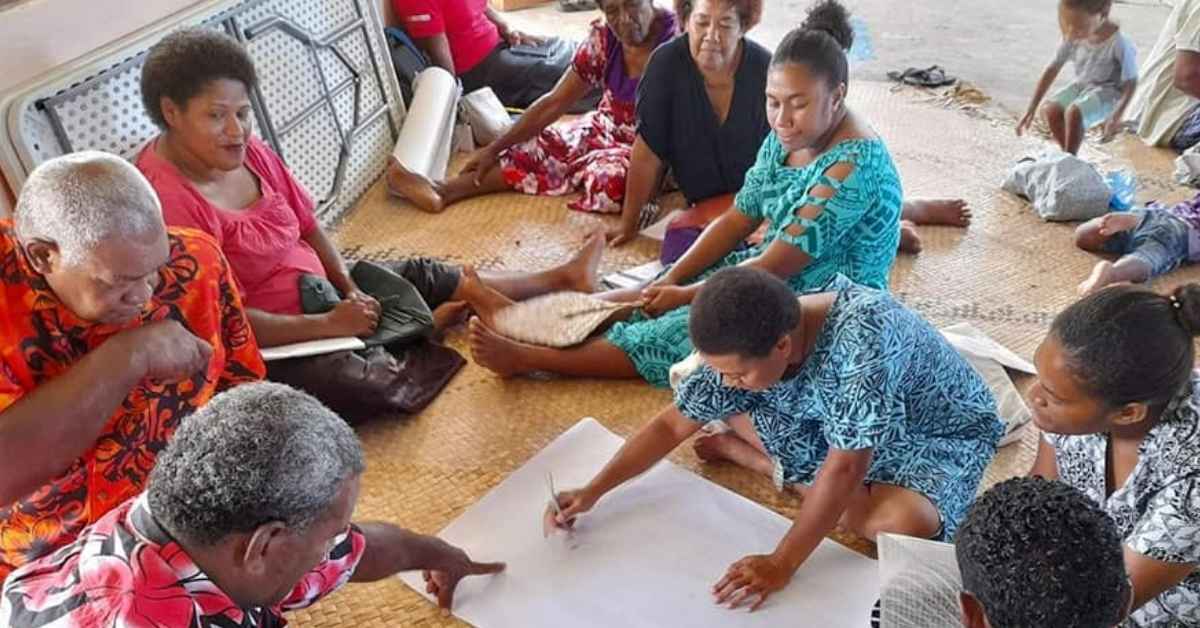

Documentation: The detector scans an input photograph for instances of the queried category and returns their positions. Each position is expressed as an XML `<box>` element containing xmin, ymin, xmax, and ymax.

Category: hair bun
<box><xmin>1171</xmin><ymin>284</ymin><xmax>1200</xmax><ymax>337</ymax></box>
<box><xmin>801</xmin><ymin>0</ymin><xmax>854</xmax><ymax>51</ymax></box>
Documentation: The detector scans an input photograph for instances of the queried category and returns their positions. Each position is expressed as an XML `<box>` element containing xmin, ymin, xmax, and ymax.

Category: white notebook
<box><xmin>259</xmin><ymin>337</ymin><xmax>365</xmax><ymax>362</ymax></box>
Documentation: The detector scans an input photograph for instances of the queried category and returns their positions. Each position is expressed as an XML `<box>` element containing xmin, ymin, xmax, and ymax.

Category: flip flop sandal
<box><xmin>887</xmin><ymin>65</ymin><xmax>957</xmax><ymax>88</ymax></box>
<box><xmin>559</xmin><ymin>0</ymin><xmax>597</xmax><ymax>11</ymax></box>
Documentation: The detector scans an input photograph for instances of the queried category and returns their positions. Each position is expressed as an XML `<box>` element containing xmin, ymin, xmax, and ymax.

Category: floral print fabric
<box><xmin>0</xmin><ymin>223</ymin><xmax>264</xmax><ymax>581</ymax></box>
<box><xmin>499</xmin><ymin>12</ymin><xmax>677</xmax><ymax>213</ymax></box>
<box><xmin>1047</xmin><ymin>376</ymin><xmax>1200</xmax><ymax>627</ymax></box>
<box><xmin>0</xmin><ymin>496</ymin><xmax>364</xmax><ymax>627</ymax></box>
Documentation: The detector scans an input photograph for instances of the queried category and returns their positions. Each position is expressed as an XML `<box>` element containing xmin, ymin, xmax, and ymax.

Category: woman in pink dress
<box><xmin>135</xmin><ymin>28</ymin><xmax>605</xmax><ymax>420</ymax></box>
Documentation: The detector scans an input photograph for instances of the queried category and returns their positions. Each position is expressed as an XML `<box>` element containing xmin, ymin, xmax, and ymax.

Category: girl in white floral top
<box><xmin>1028</xmin><ymin>283</ymin><xmax>1200</xmax><ymax>627</ymax></box>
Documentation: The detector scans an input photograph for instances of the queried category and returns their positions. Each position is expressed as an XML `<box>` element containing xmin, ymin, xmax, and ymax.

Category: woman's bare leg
<box><xmin>386</xmin><ymin>158</ymin><xmax>509</xmax><ymax>213</ymax></box>
<box><xmin>838</xmin><ymin>483</ymin><xmax>942</xmax><ymax>541</ymax></box>
<box><xmin>468</xmin><ymin>318</ymin><xmax>640</xmax><ymax>378</ymax></box>
<box><xmin>473</xmin><ymin>232</ymin><xmax>607</xmax><ymax>302</ymax></box>
<box><xmin>692</xmin><ymin>414</ymin><xmax>775</xmax><ymax>477</ymax></box>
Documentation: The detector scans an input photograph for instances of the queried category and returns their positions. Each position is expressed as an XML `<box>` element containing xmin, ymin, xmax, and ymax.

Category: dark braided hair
<box><xmin>771</xmin><ymin>0</ymin><xmax>852</xmax><ymax>88</ymax></box>
<box><xmin>1051</xmin><ymin>283</ymin><xmax>1200</xmax><ymax>413</ymax></box>
<box><xmin>956</xmin><ymin>477</ymin><xmax>1129</xmax><ymax>628</ymax></box>
<box><xmin>141</xmin><ymin>28</ymin><xmax>258</xmax><ymax>129</ymax></box>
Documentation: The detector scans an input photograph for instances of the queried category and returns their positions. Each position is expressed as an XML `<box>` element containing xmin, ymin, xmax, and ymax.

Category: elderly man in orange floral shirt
<box><xmin>0</xmin><ymin>151</ymin><xmax>264</xmax><ymax>581</ymax></box>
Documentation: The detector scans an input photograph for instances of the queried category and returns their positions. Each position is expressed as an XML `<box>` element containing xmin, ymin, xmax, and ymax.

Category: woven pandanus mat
<box><xmin>291</xmin><ymin>81</ymin><xmax>1200</xmax><ymax>627</ymax></box>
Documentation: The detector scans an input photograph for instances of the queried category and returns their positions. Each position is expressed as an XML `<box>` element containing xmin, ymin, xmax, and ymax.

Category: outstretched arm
<box><xmin>713</xmin><ymin>448</ymin><xmax>871</xmax><ymax>611</ymax></box>
<box><xmin>547</xmin><ymin>405</ymin><xmax>704</xmax><ymax>530</ymax></box>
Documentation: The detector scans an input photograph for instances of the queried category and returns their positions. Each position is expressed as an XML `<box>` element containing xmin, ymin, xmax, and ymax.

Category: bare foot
<box><xmin>559</xmin><ymin>232</ymin><xmax>607</xmax><ymax>293</ymax></box>
<box><xmin>1098</xmin><ymin>212</ymin><xmax>1140</xmax><ymax>237</ymax></box>
<box><xmin>386</xmin><ymin>157</ymin><xmax>445</xmax><ymax>213</ymax></box>
<box><xmin>432</xmin><ymin>301</ymin><xmax>470</xmax><ymax>332</ymax></box>
<box><xmin>1078</xmin><ymin>261</ymin><xmax>1119</xmax><ymax>296</ymax></box>
<box><xmin>468</xmin><ymin>317</ymin><xmax>532</xmax><ymax>378</ymax></box>
<box><xmin>903</xmin><ymin>198</ymin><xmax>972</xmax><ymax>227</ymax></box>
<box><xmin>692</xmin><ymin>432</ymin><xmax>775</xmax><ymax>477</ymax></box>
<box><xmin>898</xmin><ymin>220</ymin><xmax>923</xmax><ymax>255</ymax></box>
<box><xmin>457</xmin><ymin>266</ymin><xmax>513</xmax><ymax>328</ymax></box>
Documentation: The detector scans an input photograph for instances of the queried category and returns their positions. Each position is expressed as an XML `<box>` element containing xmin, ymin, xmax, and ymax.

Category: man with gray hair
<box><xmin>0</xmin><ymin>151</ymin><xmax>264</xmax><ymax>581</ymax></box>
<box><xmin>0</xmin><ymin>383</ymin><xmax>504</xmax><ymax>626</ymax></box>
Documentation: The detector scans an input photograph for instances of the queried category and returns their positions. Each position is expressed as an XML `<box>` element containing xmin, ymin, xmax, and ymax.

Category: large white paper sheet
<box><xmin>398</xmin><ymin>418</ymin><xmax>879</xmax><ymax>627</ymax></box>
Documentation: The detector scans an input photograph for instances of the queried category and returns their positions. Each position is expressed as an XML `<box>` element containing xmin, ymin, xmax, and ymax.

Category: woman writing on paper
<box><xmin>546</xmin><ymin>268</ymin><xmax>1003</xmax><ymax>610</ymax></box>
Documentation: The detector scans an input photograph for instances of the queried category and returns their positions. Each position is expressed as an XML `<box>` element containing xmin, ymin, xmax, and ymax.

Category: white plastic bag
<box><xmin>1002</xmin><ymin>151</ymin><xmax>1111</xmax><ymax>221</ymax></box>
<box><xmin>460</xmin><ymin>87</ymin><xmax>513</xmax><ymax>147</ymax></box>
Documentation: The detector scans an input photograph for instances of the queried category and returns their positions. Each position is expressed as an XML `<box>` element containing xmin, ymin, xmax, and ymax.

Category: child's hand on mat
<box><xmin>324</xmin><ymin>299</ymin><xmax>380</xmax><ymax>338</ymax></box>
<box><xmin>461</xmin><ymin>147</ymin><xmax>501</xmax><ymax>186</ymax></box>
<box><xmin>642</xmin><ymin>285</ymin><xmax>693</xmax><ymax>317</ymax></box>
<box><xmin>712</xmin><ymin>554</ymin><xmax>793</xmax><ymax>612</ymax></box>
<box><xmin>543</xmin><ymin>489</ymin><xmax>596</xmax><ymax>536</ymax></box>
<box><xmin>418</xmin><ymin>537</ymin><xmax>506</xmax><ymax>611</ymax></box>
<box><xmin>1016</xmin><ymin>111</ymin><xmax>1035</xmax><ymax>136</ymax></box>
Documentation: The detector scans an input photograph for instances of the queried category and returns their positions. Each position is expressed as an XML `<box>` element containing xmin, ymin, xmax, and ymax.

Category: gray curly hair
<box><xmin>147</xmin><ymin>382</ymin><xmax>365</xmax><ymax>546</ymax></box>
<box><xmin>14</xmin><ymin>151</ymin><xmax>164</xmax><ymax>266</ymax></box>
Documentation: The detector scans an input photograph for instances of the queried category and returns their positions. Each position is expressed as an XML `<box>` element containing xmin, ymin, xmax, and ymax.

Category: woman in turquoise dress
<box><xmin>542</xmin><ymin>267</ymin><xmax>1002</xmax><ymax>610</ymax></box>
<box><xmin>469</xmin><ymin>1</ymin><xmax>903</xmax><ymax>387</ymax></box>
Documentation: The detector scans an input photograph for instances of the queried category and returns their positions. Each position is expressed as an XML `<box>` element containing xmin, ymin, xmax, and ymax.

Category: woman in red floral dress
<box><xmin>387</xmin><ymin>0</ymin><xmax>677</xmax><ymax>214</ymax></box>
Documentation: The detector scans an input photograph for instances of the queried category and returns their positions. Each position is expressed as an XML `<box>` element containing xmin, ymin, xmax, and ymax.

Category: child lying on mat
<box><xmin>544</xmin><ymin>268</ymin><xmax>1003</xmax><ymax>611</ymax></box>
<box><xmin>1075</xmin><ymin>194</ymin><xmax>1200</xmax><ymax>295</ymax></box>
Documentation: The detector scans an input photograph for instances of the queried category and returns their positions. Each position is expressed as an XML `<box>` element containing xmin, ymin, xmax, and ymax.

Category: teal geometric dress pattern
<box><xmin>674</xmin><ymin>275</ymin><xmax>1004</xmax><ymax>540</ymax></box>
<box><xmin>606</xmin><ymin>134</ymin><xmax>904</xmax><ymax>387</ymax></box>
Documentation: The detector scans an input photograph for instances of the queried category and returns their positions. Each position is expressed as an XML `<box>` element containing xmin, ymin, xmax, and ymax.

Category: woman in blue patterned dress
<box><xmin>1028</xmin><ymin>284</ymin><xmax>1200</xmax><ymax>626</ymax></box>
<box><xmin>469</xmin><ymin>1</ymin><xmax>904</xmax><ymax>387</ymax></box>
<box><xmin>544</xmin><ymin>268</ymin><xmax>1003</xmax><ymax>611</ymax></box>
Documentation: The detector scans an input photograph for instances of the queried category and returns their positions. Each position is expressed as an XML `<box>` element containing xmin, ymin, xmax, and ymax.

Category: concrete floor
<box><xmin>504</xmin><ymin>0</ymin><xmax>1175</xmax><ymax>118</ymax></box>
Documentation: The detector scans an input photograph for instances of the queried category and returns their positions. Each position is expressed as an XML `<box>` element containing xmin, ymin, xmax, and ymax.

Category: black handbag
<box><xmin>277</xmin><ymin>262</ymin><xmax>463</xmax><ymax>423</ymax></box>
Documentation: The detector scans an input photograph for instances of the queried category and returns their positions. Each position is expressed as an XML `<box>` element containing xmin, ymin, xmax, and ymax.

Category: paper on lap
<box><xmin>259</xmin><ymin>337</ymin><xmax>365</xmax><ymax>362</ymax></box>
<box><xmin>393</xmin><ymin>67</ymin><xmax>457</xmax><ymax>181</ymax></box>
<box><xmin>600</xmin><ymin>260</ymin><xmax>663</xmax><ymax>291</ymax></box>
<box><xmin>397</xmin><ymin>418</ymin><xmax>879</xmax><ymax>628</ymax></box>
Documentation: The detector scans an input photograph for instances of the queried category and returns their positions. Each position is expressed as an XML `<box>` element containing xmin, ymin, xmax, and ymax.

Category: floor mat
<box><xmin>291</xmin><ymin>81</ymin><xmax>1200</xmax><ymax>627</ymax></box>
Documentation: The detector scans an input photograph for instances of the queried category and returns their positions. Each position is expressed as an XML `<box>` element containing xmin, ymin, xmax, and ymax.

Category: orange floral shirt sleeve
<box><xmin>209</xmin><ymin>235</ymin><xmax>265</xmax><ymax>389</ymax></box>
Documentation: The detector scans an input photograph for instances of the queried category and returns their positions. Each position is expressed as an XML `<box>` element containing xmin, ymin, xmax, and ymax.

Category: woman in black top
<box><xmin>607</xmin><ymin>0</ymin><xmax>971</xmax><ymax>254</ymax></box>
